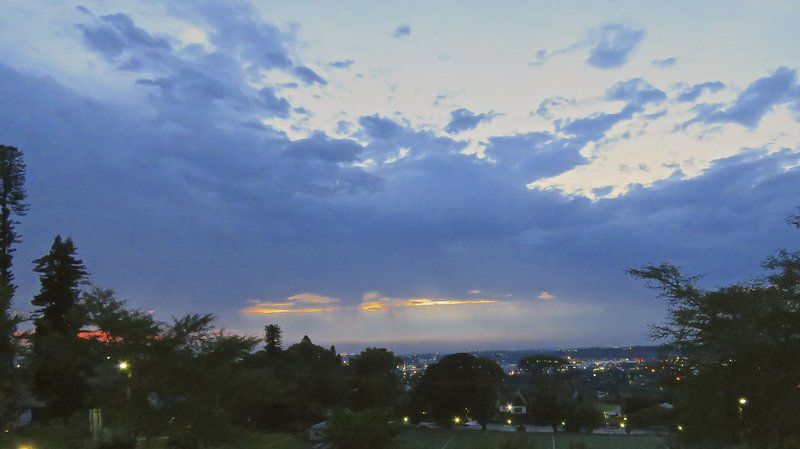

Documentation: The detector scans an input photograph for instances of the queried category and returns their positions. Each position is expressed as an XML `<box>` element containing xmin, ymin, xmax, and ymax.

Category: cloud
<box><xmin>357</xmin><ymin>114</ymin><xmax>467</xmax><ymax>163</ymax></box>
<box><xmin>76</xmin><ymin>11</ymin><xmax>171</xmax><ymax>60</ymax></box>
<box><xmin>538</xmin><ymin>291</ymin><xmax>555</xmax><ymax>300</ymax></box>
<box><xmin>534</xmin><ymin>96</ymin><xmax>575</xmax><ymax>119</ymax></box>
<box><xmin>393</xmin><ymin>25</ymin><xmax>411</xmax><ymax>38</ymax></box>
<box><xmin>586</xmin><ymin>24</ymin><xmax>646</xmax><ymax>69</ymax></box>
<box><xmin>284</xmin><ymin>132</ymin><xmax>364</xmax><ymax>163</ymax></box>
<box><xmin>530</xmin><ymin>23</ymin><xmax>644</xmax><ymax>69</ymax></box>
<box><xmin>560</xmin><ymin>78</ymin><xmax>666</xmax><ymax>142</ymax></box>
<box><xmin>292</xmin><ymin>66</ymin><xmax>327</xmax><ymax>85</ymax></box>
<box><xmin>241</xmin><ymin>306</ymin><xmax>328</xmax><ymax>315</ymax></box>
<box><xmin>675</xmin><ymin>81</ymin><xmax>725</xmax><ymax>103</ymax></box>
<box><xmin>651</xmin><ymin>57</ymin><xmax>677</xmax><ymax>68</ymax></box>
<box><xmin>288</xmin><ymin>292</ymin><xmax>337</xmax><ymax>304</ymax></box>
<box><xmin>328</xmin><ymin>59</ymin><xmax>355</xmax><ymax>69</ymax></box>
<box><xmin>359</xmin><ymin>293</ymin><xmax>498</xmax><ymax>312</ymax></box>
<box><xmin>682</xmin><ymin>67</ymin><xmax>799</xmax><ymax>128</ymax></box>
<box><xmin>402</xmin><ymin>298</ymin><xmax>497</xmax><ymax>307</ymax></box>
<box><xmin>4</xmin><ymin>1</ymin><xmax>800</xmax><ymax>349</ymax></box>
<box><xmin>444</xmin><ymin>108</ymin><xmax>498</xmax><ymax>134</ymax></box>
<box><xmin>241</xmin><ymin>292</ymin><xmax>338</xmax><ymax>314</ymax></box>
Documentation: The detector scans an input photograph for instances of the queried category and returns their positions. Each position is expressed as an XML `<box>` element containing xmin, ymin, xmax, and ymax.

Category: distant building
<box><xmin>499</xmin><ymin>391</ymin><xmax>527</xmax><ymax>415</ymax></box>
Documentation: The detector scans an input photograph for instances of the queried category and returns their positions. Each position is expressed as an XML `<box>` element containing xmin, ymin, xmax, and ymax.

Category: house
<box><xmin>604</xmin><ymin>405</ymin><xmax>622</xmax><ymax>418</ymax></box>
<box><xmin>303</xmin><ymin>421</ymin><xmax>327</xmax><ymax>442</ymax></box>
<box><xmin>498</xmin><ymin>391</ymin><xmax>528</xmax><ymax>415</ymax></box>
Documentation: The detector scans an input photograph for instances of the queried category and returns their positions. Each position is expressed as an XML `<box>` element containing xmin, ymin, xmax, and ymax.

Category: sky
<box><xmin>1</xmin><ymin>1</ymin><xmax>799</xmax><ymax>353</ymax></box>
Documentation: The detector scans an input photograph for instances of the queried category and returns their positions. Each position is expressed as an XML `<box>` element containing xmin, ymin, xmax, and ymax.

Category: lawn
<box><xmin>0</xmin><ymin>429</ymin><xmax>310</xmax><ymax>449</ymax></box>
<box><xmin>398</xmin><ymin>428</ymin><xmax>667</xmax><ymax>449</ymax></box>
<box><xmin>2</xmin><ymin>427</ymin><xmax>666</xmax><ymax>449</ymax></box>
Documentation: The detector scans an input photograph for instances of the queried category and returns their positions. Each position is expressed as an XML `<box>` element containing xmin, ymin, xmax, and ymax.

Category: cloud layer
<box><xmin>1</xmin><ymin>1</ymin><xmax>799</xmax><ymax>350</ymax></box>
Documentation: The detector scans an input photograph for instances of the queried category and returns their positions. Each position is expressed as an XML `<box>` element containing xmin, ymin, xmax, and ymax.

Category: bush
<box><xmin>325</xmin><ymin>408</ymin><xmax>400</xmax><ymax>449</ymax></box>
<box><xmin>96</xmin><ymin>435</ymin><xmax>137</xmax><ymax>449</ymax></box>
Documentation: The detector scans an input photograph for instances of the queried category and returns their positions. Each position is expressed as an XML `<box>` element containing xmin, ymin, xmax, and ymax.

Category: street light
<box><xmin>118</xmin><ymin>361</ymin><xmax>132</xmax><ymax>402</ymax></box>
<box><xmin>506</xmin><ymin>419</ymin><xmax>512</xmax><ymax>425</ymax></box>
<box><xmin>738</xmin><ymin>397</ymin><xmax>748</xmax><ymax>406</ymax></box>
<box><xmin>454</xmin><ymin>416</ymin><xmax>461</xmax><ymax>424</ymax></box>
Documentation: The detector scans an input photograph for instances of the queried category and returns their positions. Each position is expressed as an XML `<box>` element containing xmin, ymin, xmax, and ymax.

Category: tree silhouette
<box><xmin>30</xmin><ymin>236</ymin><xmax>90</xmax><ymax>420</ymax></box>
<box><xmin>32</xmin><ymin>236</ymin><xmax>88</xmax><ymax>337</ymax></box>
<box><xmin>629</xmin><ymin>214</ymin><xmax>800</xmax><ymax>447</ymax></box>
<box><xmin>0</xmin><ymin>145</ymin><xmax>26</xmax><ymax>425</ymax></box>
<box><xmin>264</xmin><ymin>323</ymin><xmax>283</xmax><ymax>354</ymax></box>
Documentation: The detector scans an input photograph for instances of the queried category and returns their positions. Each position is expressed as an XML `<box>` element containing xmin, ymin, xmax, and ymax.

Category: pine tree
<box><xmin>30</xmin><ymin>236</ymin><xmax>90</xmax><ymax>420</ymax></box>
<box><xmin>264</xmin><ymin>323</ymin><xmax>283</xmax><ymax>354</ymax></box>
<box><xmin>32</xmin><ymin>236</ymin><xmax>88</xmax><ymax>337</ymax></box>
<box><xmin>0</xmin><ymin>145</ymin><xmax>27</xmax><ymax>426</ymax></box>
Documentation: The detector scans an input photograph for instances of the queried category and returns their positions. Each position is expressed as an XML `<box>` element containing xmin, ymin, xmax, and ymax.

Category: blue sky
<box><xmin>1</xmin><ymin>1</ymin><xmax>799</xmax><ymax>352</ymax></box>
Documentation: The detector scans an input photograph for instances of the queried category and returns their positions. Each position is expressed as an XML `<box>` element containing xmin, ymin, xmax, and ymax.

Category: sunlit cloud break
<box><xmin>359</xmin><ymin>292</ymin><xmax>498</xmax><ymax>312</ymax></box>
<box><xmin>242</xmin><ymin>292</ymin><xmax>497</xmax><ymax>315</ymax></box>
<box><xmin>241</xmin><ymin>307</ymin><xmax>329</xmax><ymax>315</ymax></box>
<box><xmin>240</xmin><ymin>292</ymin><xmax>338</xmax><ymax>315</ymax></box>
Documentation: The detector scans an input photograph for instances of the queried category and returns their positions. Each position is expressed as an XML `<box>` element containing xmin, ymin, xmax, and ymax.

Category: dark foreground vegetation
<box><xmin>1</xmin><ymin>143</ymin><xmax>799</xmax><ymax>449</ymax></box>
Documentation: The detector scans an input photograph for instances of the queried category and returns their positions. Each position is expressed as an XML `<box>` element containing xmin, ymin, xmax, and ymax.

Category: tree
<box><xmin>264</xmin><ymin>323</ymin><xmax>283</xmax><ymax>354</ymax></box>
<box><xmin>628</xmin><ymin>214</ymin><xmax>800</xmax><ymax>448</ymax></box>
<box><xmin>0</xmin><ymin>144</ymin><xmax>27</xmax><ymax>426</ymax></box>
<box><xmin>32</xmin><ymin>236</ymin><xmax>88</xmax><ymax>337</ymax></box>
<box><xmin>325</xmin><ymin>408</ymin><xmax>400</xmax><ymax>449</ymax></box>
<box><xmin>276</xmin><ymin>335</ymin><xmax>348</xmax><ymax>424</ymax></box>
<box><xmin>30</xmin><ymin>236</ymin><xmax>90</xmax><ymax>421</ymax></box>
<box><xmin>350</xmin><ymin>347</ymin><xmax>401</xmax><ymax>410</ymax></box>
<box><xmin>418</xmin><ymin>353</ymin><xmax>505</xmax><ymax>429</ymax></box>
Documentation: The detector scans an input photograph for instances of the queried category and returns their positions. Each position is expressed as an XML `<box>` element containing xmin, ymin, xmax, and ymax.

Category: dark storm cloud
<box><xmin>484</xmin><ymin>132</ymin><xmax>589</xmax><ymax>181</ymax></box>
<box><xmin>76</xmin><ymin>11</ymin><xmax>172</xmax><ymax>60</ymax></box>
<box><xmin>357</xmin><ymin>115</ymin><xmax>467</xmax><ymax>163</ymax></box>
<box><xmin>676</xmin><ymin>81</ymin><xmax>725</xmax><ymax>103</ymax></box>
<box><xmin>444</xmin><ymin>108</ymin><xmax>498</xmax><ymax>134</ymax></box>
<box><xmin>3</xmin><ymin>2</ymin><xmax>800</xmax><ymax>348</ymax></box>
<box><xmin>284</xmin><ymin>132</ymin><xmax>364</xmax><ymax>163</ymax></box>
<box><xmin>586</xmin><ymin>24</ymin><xmax>645</xmax><ymax>69</ymax></box>
<box><xmin>682</xmin><ymin>67</ymin><xmax>800</xmax><ymax>128</ymax></box>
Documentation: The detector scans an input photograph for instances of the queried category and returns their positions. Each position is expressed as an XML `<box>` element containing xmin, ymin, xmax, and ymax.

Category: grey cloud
<box><xmin>676</xmin><ymin>81</ymin><xmax>725</xmax><ymax>103</ymax></box>
<box><xmin>586</xmin><ymin>24</ymin><xmax>645</xmax><ymax>69</ymax></box>
<box><xmin>682</xmin><ymin>67</ymin><xmax>798</xmax><ymax>128</ymax></box>
<box><xmin>292</xmin><ymin>66</ymin><xmax>327</xmax><ymax>85</ymax></box>
<box><xmin>651</xmin><ymin>57</ymin><xmax>677</xmax><ymax>68</ymax></box>
<box><xmin>444</xmin><ymin>108</ymin><xmax>498</xmax><ymax>134</ymax></box>
<box><xmin>393</xmin><ymin>25</ymin><xmax>411</xmax><ymax>38</ymax></box>
<box><xmin>328</xmin><ymin>60</ymin><xmax>355</xmax><ymax>69</ymax></box>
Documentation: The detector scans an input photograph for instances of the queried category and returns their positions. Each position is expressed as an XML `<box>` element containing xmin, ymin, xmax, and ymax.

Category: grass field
<box><xmin>0</xmin><ymin>429</ymin><xmax>309</xmax><ymax>449</ymax></box>
<box><xmin>2</xmin><ymin>427</ymin><xmax>667</xmax><ymax>449</ymax></box>
<box><xmin>398</xmin><ymin>429</ymin><xmax>667</xmax><ymax>449</ymax></box>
